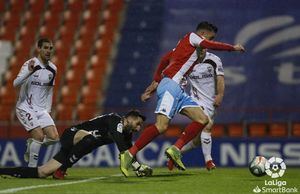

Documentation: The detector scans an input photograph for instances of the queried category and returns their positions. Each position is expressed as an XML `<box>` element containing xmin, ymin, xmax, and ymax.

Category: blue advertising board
<box><xmin>1</xmin><ymin>138</ymin><xmax>299</xmax><ymax>167</ymax></box>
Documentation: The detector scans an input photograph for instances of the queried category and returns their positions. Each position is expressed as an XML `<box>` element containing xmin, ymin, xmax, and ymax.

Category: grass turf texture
<box><xmin>0</xmin><ymin>167</ymin><xmax>299</xmax><ymax>194</ymax></box>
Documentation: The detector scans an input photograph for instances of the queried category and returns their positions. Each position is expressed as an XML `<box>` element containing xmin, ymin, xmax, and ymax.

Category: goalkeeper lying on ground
<box><xmin>0</xmin><ymin>110</ymin><xmax>152</xmax><ymax>179</ymax></box>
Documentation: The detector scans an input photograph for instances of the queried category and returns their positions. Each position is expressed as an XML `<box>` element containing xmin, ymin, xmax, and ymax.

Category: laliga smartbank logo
<box><xmin>252</xmin><ymin>157</ymin><xmax>298</xmax><ymax>193</ymax></box>
<box><xmin>265</xmin><ymin>157</ymin><xmax>286</xmax><ymax>178</ymax></box>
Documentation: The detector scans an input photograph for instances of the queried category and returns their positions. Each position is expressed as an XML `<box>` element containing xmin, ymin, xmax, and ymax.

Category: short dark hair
<box><xmin>125</xmin><ymin>109</ymin><xmax>146</xmax><ymax>121</ymax></box>
<box><xmin>196</xmin><ymin>21</ymin><xmax>218</xmax><ymax>33</ymax></box>
<box><xmin>37</xmin><ymin>38</ymin><xmax>51</xmax><ymax>48</ymax></box>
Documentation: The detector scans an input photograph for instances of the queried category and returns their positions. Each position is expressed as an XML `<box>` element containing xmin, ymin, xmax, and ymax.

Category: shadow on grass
<box><xmin>97</xmin><ymin>172</ymin><xmax>195</xmax><ymax>184</ymax></box>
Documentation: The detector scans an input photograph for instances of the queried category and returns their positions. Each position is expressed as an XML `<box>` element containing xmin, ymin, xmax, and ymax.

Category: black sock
<box><xmin>61</xmin><ymin>135</ymin><xmax>98</xmax><ymax>170</ymax></box>
<box><xmin>0</xmin><ymin>167</ymin><xmax>39</xmax><ymax>178</ymax></box>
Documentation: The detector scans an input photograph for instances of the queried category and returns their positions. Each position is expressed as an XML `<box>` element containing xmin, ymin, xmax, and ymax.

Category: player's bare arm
<box><xmin>214</xmin><ymin>75</ymin><xmax>225</xmax><ymax>107</ymax></box>
<box><xmin>141</xmin><ymin>81</ymin><xmax>159</xmax><ymax>102</ymax></box>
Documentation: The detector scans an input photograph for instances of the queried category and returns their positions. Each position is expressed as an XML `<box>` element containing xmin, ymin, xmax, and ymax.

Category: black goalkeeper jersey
<box><xmin>70</xmin><ymin>113</ymin><xmax>133</xmax><ymax>152</ymax></box>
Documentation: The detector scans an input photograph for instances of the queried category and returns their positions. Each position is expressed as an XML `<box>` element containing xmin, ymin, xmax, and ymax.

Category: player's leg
<box><xmin>38</xmin><ymin>159</ymin><xmax>62</xmax><ymax>177</ymax></box>
<box><xmin>181</xmin><ymin>133</ymin><xmax>201</xmax><ymax>154</ymax></box>
<box><xmin>57</xmin><ymin>130</ymin><xmax>98</xmax><ymax>172</ymax></box>
<box><xmin>201</xmin><ymin>120</ymin><xmax>216</xmax><ymax>170</ymax></box>
<box><xmin>39</xmin><ymin>111</ymin><xmax>59</xmax><ymax>145</ymax></box>
<box><xmin>120</xmin><ymin>78</ymin><xmax>178</xmax><ymax>176</ymax></box>
<box><xmin>0</xmin><ymin>157</ymin><xmax>62</xmax><ymax>178</ymax></box>
<box><xmin>128</xmin><ymin>113</ymin><xmax>169</xmax><ymax>156</ymax></box>
<box><xmin>27</xmin><ymin>129</ymin><xmax>45</xmax><ymax>167</ymax></box>
<box><xmin>165</xmin><ymin>96</ymin><xmax>209</xmax><ymax>170</ymax></box>
<box><xmin>175</xmin><ymin>106</ymin><xmax>209</xmax><ymax>150</ymax></box>
<box><xmin>120</xmin><ymin>113</ymin><xmax>169</xmax><ymax>177</ymax></box>
<box><xmin>16</xmin><ymin>108</ymin><xmax>43</xmax><ymax>167</ymax></box>
<box><xmin>51</xmin><ymin>129</ymin><xmax>76</xmax><ymax>180</ymax></box>
<box><xmin>167</xmin><ymin>133</ymin><xmax>201</xmax><ymax>171</ymax></box>
<box><xmin>0</xmin><ymin>166</ymin><xmax>39</xmax><ymax>178</ymax></box>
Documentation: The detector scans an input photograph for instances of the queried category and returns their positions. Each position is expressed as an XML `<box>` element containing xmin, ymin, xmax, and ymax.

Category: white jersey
<box><xmin>14</xmin><ymin>57</ymin><xmax>57</xmax><ymax>112</ymax></box>
<box><xmin>188</xmin><ymin>52</ymin><xmax>224</xmax><ymax>112</ymax></box>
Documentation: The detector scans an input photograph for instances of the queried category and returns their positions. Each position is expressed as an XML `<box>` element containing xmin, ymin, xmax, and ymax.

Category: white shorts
<box><xmin>16</xmin><ymin>108</ymin><xmax>55</xmax><ymax>132</ymax></box>
<box><xmin>194</xmin><ymin>101</ymin><xmax>216</xmax><ymax>119</ymax></box>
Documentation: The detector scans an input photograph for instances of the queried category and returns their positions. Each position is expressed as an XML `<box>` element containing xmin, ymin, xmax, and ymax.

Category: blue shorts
<box><xmin>155</xmin><ymin>77</ymin><xmax>198</xmax><ymax>119</ymax></box>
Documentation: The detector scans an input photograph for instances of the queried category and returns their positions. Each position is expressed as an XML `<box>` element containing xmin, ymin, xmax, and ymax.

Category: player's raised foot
<box><xmin>206</xmin><ymin>160</ymin><xmax>216</xmax><ymax>171</ymax></box>
<box><xmin>53</xmin><ymin>169</ymin><xmax>67</xmax><ymax>180</ymax></box>
<box><xmin>24</xmin><ymin>138</ymin><xmax>33</xmax><ymax>162</ymax></box>
<box><xmin>119</xmin><ymin>150</ymin><xmax>133</xmax><ymax>177</ymax></box>
<box><xmin>165</xmin><ymin>146</ymin><xmax>186</xmax><ymax>171</ymax></box>
<box><xmin>167</xmin><ymin>159</ymin><xmax>174</xmax><ymax>171</ymax></box>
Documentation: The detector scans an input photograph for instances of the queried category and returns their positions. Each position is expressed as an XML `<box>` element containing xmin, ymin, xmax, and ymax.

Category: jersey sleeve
<box><xmin>189</xmin><ymin>32</ymin><xmax>235</xmax><ymax>51</ymax></box>
<box><xmin>107</xmin><ymin>114</ymin><xmax>133</xmax><ymax>152</ymax></box>
<box><xmin>200</xmin><ymin>39</ymin><xmax>235</xmax><ymax>51</ymax></box>
<box><xmin>13</xmin><ymin>61</ymin><xmax>32</xmax><ymax>87</ymax></box>
<box><xmin>189</xmin><ymin>32</ymin><xmax>205</xmax><ymax>47</ymax></box>
<box><xmin>109</xmin><ymin>129</ymin><xmax>132</xmax><ymax>153</ymax></box>
<box><xmin>153</xmin><ymin>51</ymin><xmax>172</xmax><ymax>82</ymax></box>
<box><xmin>214</xmin><ymin>56</ymin><xmax>224</xmax><ymax>76</ymax></box>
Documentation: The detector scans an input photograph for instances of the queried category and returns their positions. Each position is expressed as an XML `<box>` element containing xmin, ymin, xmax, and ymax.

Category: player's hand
<box><xmin>134</xmin><ymin>164</ymin><xmax>153</xmax><ymax>177</ymax></box>
<box><xmin>28</xmin><ymin>60</ymin><xmax>35</xmax><ymax>72</ymax></box>
<box><xmin>141</xmin><ymin>81</ymin><xmax>158</xmax><ymax>102</ymax></box>
<box><xmin>233</xmin><ymin>44</ymin><xmax>245</xmax><ymax>52</ymax></box>
<box><xmin>213</xmin><ymin>94</ymin><xmax>223</xmax><ymax>107</ymax></box>
<box><xmin>141</xmin><ymin>91</ymin><xmax>152</xmax><ymax>102</ymax></box>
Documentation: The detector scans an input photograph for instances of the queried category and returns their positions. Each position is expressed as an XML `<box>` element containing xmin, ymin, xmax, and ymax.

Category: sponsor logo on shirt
<box><xmin>31</xmin><ymin>81</ymin><xmax>52</xmax><ymax>86</ymax></box>
<box><xmin>117</xmin><ymin>123</ymin><xmax>123</xmax><ymax>133</ymax></box>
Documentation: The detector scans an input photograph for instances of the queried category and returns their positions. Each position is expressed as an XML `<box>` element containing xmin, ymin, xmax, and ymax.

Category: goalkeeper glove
<box><xmin>134</xmin><ymin>164</ymin><xmax>153</xmax><ymax>177</ymax></box>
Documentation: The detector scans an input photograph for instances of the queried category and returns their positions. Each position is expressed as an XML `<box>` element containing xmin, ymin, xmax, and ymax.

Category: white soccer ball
<box><xmin>249</xmin><ymin>156</ymin><xmax>267</xmax><ymax>177</ymax></box>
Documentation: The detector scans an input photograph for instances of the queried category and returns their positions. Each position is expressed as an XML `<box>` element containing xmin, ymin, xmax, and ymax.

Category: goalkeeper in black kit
<box><xmin>0</xmin><ymin>110</ymin><xmax>152</xmax><ymax>179</ymax></box>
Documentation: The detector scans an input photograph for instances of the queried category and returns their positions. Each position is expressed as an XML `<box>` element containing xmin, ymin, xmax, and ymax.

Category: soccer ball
<box><xmin>249</xmin><ymin>156</ymin><xmax>267</xmax><ymax>177</ymax></box>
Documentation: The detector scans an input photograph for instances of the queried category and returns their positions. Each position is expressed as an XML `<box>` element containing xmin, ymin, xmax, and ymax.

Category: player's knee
<box><xmin>32</xmin><ymin>135</ymin><xmax>44</xmax><ymax>142</ymax></box>
<box><xmin>203</xmin><ymin>120</ymin><xmax>213</xmax><ymax>132</ymax></box>
<box><xmin>50</xmin><ymin>133</ymin><xmax>59</xmax><ymax>141</ymax></box>
<box><xmin>31</xmin><ymin>129</ymin><xmax>45</xmax><ymax>142</ymax></box>
<box><xmin>80</xmin><ymin>134</ymin><xmax>97</xmax><ymax>146</ymax></box>
<box><xmin>195</xmin><ymin>115</ymin><xmax>209</xmax><ymax>126</ymax></box>
<box><xmin>43</xmin><ymin>137</ymin><xmax>59</xmax><ymax>146</ymax></box>
<box><xmin>46</xmin><ymin>129</ymin><xmax>59</xmax><ymax>141</ymax></box>
<box><xmin>38</xmin><ymin>167</ymin><xmax>51</xmax><ymax>178</ymax></box>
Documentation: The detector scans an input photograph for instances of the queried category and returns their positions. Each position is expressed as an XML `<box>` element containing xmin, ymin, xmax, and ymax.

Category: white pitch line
<box><xmin>0</xmin><ymin>174</ymin><xmax>122</xmax><ymax>194</ymax></box>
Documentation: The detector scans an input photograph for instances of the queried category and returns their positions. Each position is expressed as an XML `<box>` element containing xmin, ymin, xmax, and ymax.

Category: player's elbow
<box><xmin>13</xmin><ymin>79</ymin><xmax>21</xmax><ymax>88</ymax></box>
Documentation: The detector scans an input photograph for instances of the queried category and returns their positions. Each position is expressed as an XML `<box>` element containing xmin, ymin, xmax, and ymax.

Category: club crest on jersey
<box><xmin>117</xmin><ymin>123</ymin><xmax>123</xmax><ymax>133</ymax></box>
<box><xmin>207</xmin><ymin>66</ymin><xmax>213</xmax><ymax>73</ymax></box>
<box><xmin>48</xmin><ymin>74</ymin><xmax>53</xmax><ymax>81</ymax></box>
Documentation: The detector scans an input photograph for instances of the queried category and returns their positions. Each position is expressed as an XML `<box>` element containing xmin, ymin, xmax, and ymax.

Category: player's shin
<box><xmin>0</xmin><ymin>167</ymin><xmax>39</xmax><ymax>178</ymax></box>
<box><xmin>201</xmin><ymin>131</ymin><xmax>212</xmax><ymax>162</ymax></box>
<box><xmin>28</xmin><ymin>139</ymin><xmax>43</xmax><ymax>167</ymax></box>
<box><xmin>129</xmin><ymin>124</ymin><xmax>160</xmax><ymax>156</ymax></box>
<box><xmin>174</xmin><ymin>122</ymin><xmax>204</xmax><ymax>150</ymax></box>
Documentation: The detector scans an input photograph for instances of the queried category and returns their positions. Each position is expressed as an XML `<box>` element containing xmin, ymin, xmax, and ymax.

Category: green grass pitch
<box><xmin>0</xmin><ymin>167</ymin><xmax>299</xmax><ymax>194</ymax></box>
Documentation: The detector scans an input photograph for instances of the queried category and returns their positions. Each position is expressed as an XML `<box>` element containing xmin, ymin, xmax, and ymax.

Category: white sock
<box><xmin>28</xmin><ymin>139</ymin><xmax>42</xmax><ymax>167</ymax></box>
<box><xmin>201</xmin><ymin>131</ymin><xmax>212</xmax><ymax>162</ymax></box>
<box><xmin>181</xmin><ymin>140</ymin><xmax>197</xmax><ymax>154</ymax></box>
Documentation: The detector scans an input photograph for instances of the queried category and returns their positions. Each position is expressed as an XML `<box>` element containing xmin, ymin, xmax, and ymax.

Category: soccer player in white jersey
<box><xmin>119</xmin><ymin>21</ymin><xmax>245</xmax><ymax>177</ymax></box>
<box><xmin>13</xmin><ymin>38</ymin><xmax>59</xmax><ymax>167</ymax></box>
<box><xmin>168</xmin><ymin>49</ymin><xmax>225</xmax><ymax>171</ymax></box>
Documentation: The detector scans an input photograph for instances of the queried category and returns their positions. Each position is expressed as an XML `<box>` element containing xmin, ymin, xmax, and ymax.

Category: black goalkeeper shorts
<box><xmin>53</xmin><ymin>127</ymin><xmax>77</xmax><ymax>164</ymax></box>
